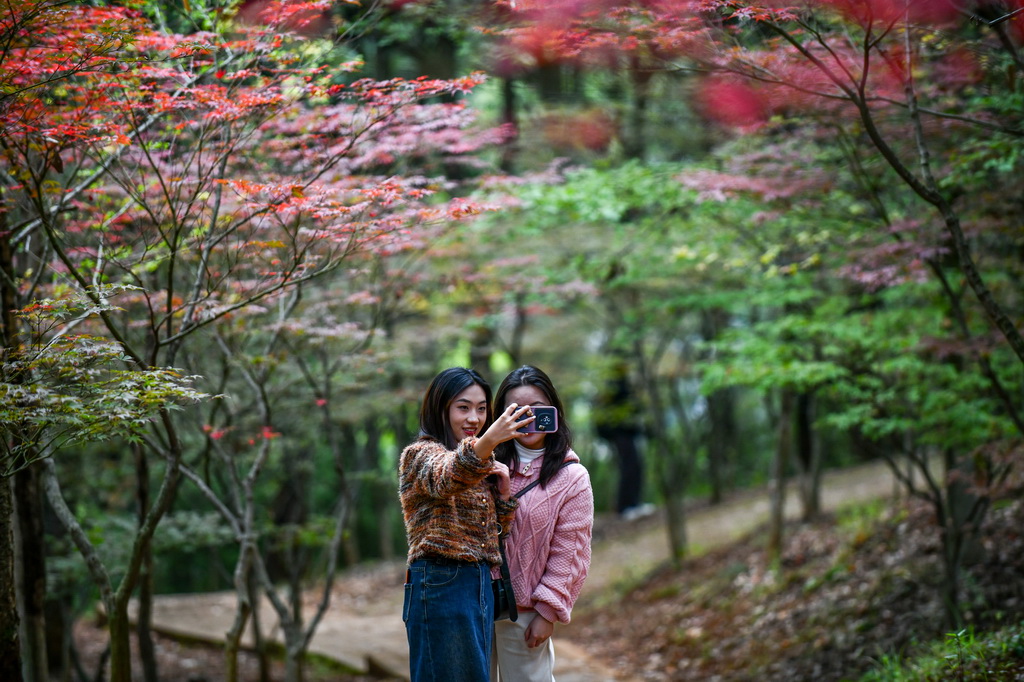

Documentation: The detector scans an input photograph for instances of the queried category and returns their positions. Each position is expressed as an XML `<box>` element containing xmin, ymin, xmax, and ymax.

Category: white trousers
<box><xmin>491</xmin><ymin>611</ymin><xmax>556</xmax><ymax>682</ymax></box>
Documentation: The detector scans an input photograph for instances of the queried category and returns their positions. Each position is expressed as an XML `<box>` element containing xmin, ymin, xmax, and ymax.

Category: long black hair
<box><xmin>418</xmin><ymin>367</ymin><xmax>492</xmax><ymax>449</ymax></box>
<box><xmin>494</xmin><ymin>365</ymin><xmax>573</xmax><ymax>488</ymax></box>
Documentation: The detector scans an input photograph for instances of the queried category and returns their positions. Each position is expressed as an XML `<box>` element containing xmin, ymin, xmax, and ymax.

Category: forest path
<box><xmin>144</xmin><ymin>459</ymin><xmax>900</xmax><ymax>680</ymax></box>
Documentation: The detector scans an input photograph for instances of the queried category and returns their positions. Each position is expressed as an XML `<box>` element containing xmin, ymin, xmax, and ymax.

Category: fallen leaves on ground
<box><xmin>572</xmin><ymin>494</ymin><xmax>1024</xmax><ymax>681</ymax></box>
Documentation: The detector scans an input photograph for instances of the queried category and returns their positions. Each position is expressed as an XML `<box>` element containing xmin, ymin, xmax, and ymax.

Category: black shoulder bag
<box><xmin>492</xmin><ymin>461</ymin><xmax>573</xmax><ymax>622</ymax></box>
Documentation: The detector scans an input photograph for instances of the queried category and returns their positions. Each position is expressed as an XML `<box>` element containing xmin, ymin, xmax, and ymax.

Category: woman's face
<box><xmin>448</xmin><ymin>383</ymin><xmax>488</xmax><ymax>442</ymax></box>
<box><xmin>505</xmin><ymin>384</ymin><xmax>550</xmax><ymax>449</ymax></box>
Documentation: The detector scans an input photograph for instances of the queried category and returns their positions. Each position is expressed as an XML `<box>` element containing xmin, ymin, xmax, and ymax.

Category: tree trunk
<box><xmin>705</xmin><ymin>388</ymin><xmax>735</xmax><ymax>506</ymax></box>
<box><xmin>644</xmin><ymin>385</ymin><xmax>677</xmax><ymax>540</ymax></box>
<box><xmin>417</xmin><ymin>33</ymin><xmax>457</xmax><ymax>80</ymax></box>
<box><xmin>14</xmin><ymin>463</ymin><xmax>47</xmax><ymax>682</ymax></box>
<box><xmin>0</xmin><ymin>199</ymin><xmax>25</xmax><ymax>682</ymax></box>
<box><xmin>334</xmin><ymin>424</ymin><xmax>358</xmax><ymax>571</ymax></box>
<box><xmin>535</xmin><ymin>64</ymin><xmax>564</xmax><ymax>103</ymax></box>
<box><xmin>41</xmin><ymin>417</ymin><xmax>183</xmax><ymax>682</ymax></box>
<box><xmin>938</xmin><ymin>208</ymin><xmax>1024</xmax><ymax>366</ymax></box>
<box><xmin>500</xmin><ymin>78</ymin><xmax>519</xmax><ymax>172</ymax></box>
<box><xmin>795</xmin><ymin>392</ymin><xmax>821</xmax><ymax>520</ymax></box>
<box><xmin>767</xmin><ymin>390</ymin><xmax>795</xmax><ymax>562</ymax></box>
<box><xmin>107</xmin><ymin>608</ymin><xmax>132</xmax><ymax>682</ymax></box>
<box><xmin>701</xmin><ymin>309</ymin><xmax>734</xmax><ymax>505</ymax></box>
<box><xmin>655</xmin><ymin>372</ymin><xmax>692</xmax><ymax>561</ymax></box>
<box><xmin>249</xmin><ymin>565</ymin><xmax>271</xmax><ymax>682</ymax></box>
<box><xmin>134</xmin><ymin>445</ymin><xmax>158</xmax><ymax>682</ymax></box>
<box><xmin>626</xmin><ymin>56</ymin><xmax>652</xmax><ymax>159</ymax></box>
<box><xmin>662</xmin><ymin>483</ymin><xmax>688</xmax><ymax>566</ymax></box>
<box><xmin>225</xmin><ymin>540</ymin><xmax>255</xmax><ymax>682</ymax></box>
<box><xmin>609</xmin><ymin>432</ymin><xmax>643</xmax><ymax>514</ymax></box>
<box><xmin>939</xmin><ymin>451</ymin><xmax>966</xmax><ymax>631</ymax></box>
<box><xmin>268</xmin><ymin>445</ymin><xmax>310</xmax><ymax>582</ymax></box>
<box><xmin>224</xmin><ymin>602</ymin><xmax>250</xmax><ymax>682</ymax></box>
<box><xmin>939</xmin><ymin>447</ymin><xmax>989</xmax><ymax>629</ymax></box>
<box><xmin>939</xmin><ymin>521</ymin><xmax>965</xmax><ymax>631</ymax></box>
<box><xmin>44</xmin><ymin>598</ymin><xmax>71</xmax><ymax>682</ymax></box>
<box><xmin>634</xmin><ymin>342</ymin><xmax>688</xmax><ymax>563</ymax></box>
<box><xmin>507</xmin><ymin>294</ymin><xmax>528</xmax><ymax>365</ymax></box>
<box><xmin>468</xmin><ymin>324</ymin><xmax>494</xmax><ymax>372</ymax></box>
<box><xmin>376</xmin><ymin>478</ymin><xmax>395</xmax><ymax>561</ymax></box>
<box><xmin>284</xmin><ymin>639</ymin><xmax>305</xmax><ymax>682</ymax></box>
<box><xmin>1</xmin><ymin>476</ymin><xmax>23</xmax><ymax>682</ymax></box>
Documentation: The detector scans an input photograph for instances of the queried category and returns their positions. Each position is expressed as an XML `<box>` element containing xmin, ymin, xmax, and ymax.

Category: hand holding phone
<box><xmin>516</xmin><ymin>406</ymin><xmax>558</xmax><ymax>434</ymax></box>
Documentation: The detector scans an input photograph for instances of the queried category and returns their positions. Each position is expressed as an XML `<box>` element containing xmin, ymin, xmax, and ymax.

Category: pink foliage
<box><xmin>1</xmin><ymin>0</ymin><xmax>509</xmax><ymax>377</ymax></box>
<box><xmin>236</xmin><ymin>0</ymin><xmax>335</xmax><ymax>35</ymax></box>
<box><xmin>677</xmin><ymin>166</ymin><xmax>821</xmax><ymax>202</ymax></box>
<box><xmin>919</xmin><ymin>332</ymin><xmax>1005</xmax><ymax>363</ymax></box>
<box><xmin>1012</xmin><ymin>2</ymin><xmax>1024</xmax><ymax>43</ymax></box>
<box><xmin>932</xmin><ymin>48</ymin><xmax>984</xmax><ymax>92</ymax></box>
<box><xmin>837</xmin><ymin>220</ymin><xmax>948</xmax><ymax>292</ymax></box>
<box><xmin>819</xmin><ymin>0</ymin><xmax>960</xmax><ymax>27</ymax></box>
<box><xmin>697</xmin><ymin>77</ymin><xmax>768</xmax><ymax>129</ymax></box>
<box><xmin>536</xmin><ymin>109</ymin><xmax>617</xmax><ymax>152</ymax></box>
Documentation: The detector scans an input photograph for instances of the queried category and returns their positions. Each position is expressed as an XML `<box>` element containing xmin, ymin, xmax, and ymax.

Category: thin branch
<box><xmin>112</xmin><ymin>410</ymin><xmax>184</xmax><ymax>609</ymax></box>
<box><xmin>964</xmin><ymin>6</ymin><xmax>1024</xmax><ymax>27</ymax></box>
<box><xmin>9</xmin><ymin>55</ymin><xmax>243</xmax><ymax>247</ymax></box>
<box><xmin>41</xmin><ymin>458</ymin><xmax>115</xmax><ymax>612</ymax></box>
<box><xmin>869</xmin><ymin>97</ymin><xmax>1023</xmax><ymax>137</ymax></box>
<box><xmin>301</xmin><ymin>495</ymin><xmax>351</xmax><ymax>651</ymax></box>
<box><xmin>901</xmin><ymin>9</ymin><xmax>940</xmax><ymax>193</ymax></box>
<box><xmin>150</xmin><ymin>439</ymin><xmax>242</xmax><ymax>536</ymax></box>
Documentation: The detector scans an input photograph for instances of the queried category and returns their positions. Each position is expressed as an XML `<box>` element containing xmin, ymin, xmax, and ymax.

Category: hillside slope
<box><xmin>571</xmin><ymin>492</ymin><xmax>1024</xmax><ymax>681</ymax></box>
<box><xmin>72</xmin><ymin>459</ymin><xmax>1024</xmax><ymax>681</ymax></box>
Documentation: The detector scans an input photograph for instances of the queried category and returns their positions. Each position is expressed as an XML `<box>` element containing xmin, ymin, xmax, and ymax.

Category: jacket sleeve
<box><xmin>402</xmin><ymin>437</ymin><xmax>492</xmax><ymax>500</ymax></box>
<box><xmin>495</xmin><ymin>496</ymin><xmax>518</xmax><ymax>537</ymax></box>
<box><xmin>531</xmin><ymin>472</ymin><xmax>594</xmax><ymax>625</ymax></box>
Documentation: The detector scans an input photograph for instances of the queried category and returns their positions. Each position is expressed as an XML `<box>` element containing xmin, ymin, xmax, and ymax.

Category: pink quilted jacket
<box><xmin>494</xmin><ymin>449</ymin><xmax>593</xmax><ymax>624</ymax></box>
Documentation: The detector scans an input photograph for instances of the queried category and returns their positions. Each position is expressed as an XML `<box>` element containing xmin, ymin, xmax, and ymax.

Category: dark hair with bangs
<box><xmin>493</xmin><ymin>365</ymin><xmax>573</xmax><ymax>488</ymax></box>
<box><xmin>418</xmin><ymin>367</ymin><xmax>492</xmax><ymax>449</ymax></box>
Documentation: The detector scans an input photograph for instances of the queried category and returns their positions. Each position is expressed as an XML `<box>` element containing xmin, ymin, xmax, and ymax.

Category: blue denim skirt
<box><xmin>404</xmin><ymin>558</ymin><xmax>494</xmax><ymax>682</ymax></box>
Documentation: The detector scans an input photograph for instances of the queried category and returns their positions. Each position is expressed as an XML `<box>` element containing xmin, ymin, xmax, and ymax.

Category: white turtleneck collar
<box><xmin>514</xmin><ymin>441</ymin><xmax>545</xmax><ymax>472</ymax></box>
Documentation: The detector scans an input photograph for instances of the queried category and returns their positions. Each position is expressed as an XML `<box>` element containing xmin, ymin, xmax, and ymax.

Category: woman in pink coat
<box><xmin>490</xmin><ymin>366</ymin><xmax>594</xmax><ymax>682</ymax></box>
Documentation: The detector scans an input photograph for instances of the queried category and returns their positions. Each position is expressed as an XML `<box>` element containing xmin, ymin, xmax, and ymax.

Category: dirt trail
<box><xmin>145</xmin><ymin>459</ymin><xmax>899</xmax><ymax>680</ymax></box>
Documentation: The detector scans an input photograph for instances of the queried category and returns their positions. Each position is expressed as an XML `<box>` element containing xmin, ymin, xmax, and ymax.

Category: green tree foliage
<box><xmin>1</xmin><ymin>290</ymin><xmax>208</xmax><ymax>476</ymax></box>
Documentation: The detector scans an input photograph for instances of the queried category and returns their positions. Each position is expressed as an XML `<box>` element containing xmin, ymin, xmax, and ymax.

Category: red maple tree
<box><xmin>2</xmin><ymin>1</ymin><xmax>504</xmax><ymax>679</ymax></box>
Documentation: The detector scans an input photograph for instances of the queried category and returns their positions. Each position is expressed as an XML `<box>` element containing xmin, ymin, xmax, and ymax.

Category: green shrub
<box><xmin>860</xmin><ymin>622</ymin><xmax>1024</xmax><ymax>681</ymax></box>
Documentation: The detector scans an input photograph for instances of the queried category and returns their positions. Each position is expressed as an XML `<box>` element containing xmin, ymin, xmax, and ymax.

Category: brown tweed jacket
<box><xmin>399</xmin><ymin>436</ymin><xmax>518</xmax><ymax>567</ymax></box>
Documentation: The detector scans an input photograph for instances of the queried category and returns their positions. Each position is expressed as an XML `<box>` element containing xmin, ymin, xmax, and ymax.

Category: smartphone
<box><xmin>517</xmin><ymin>406</ymin><xmax>558</xmax><ymax>434</ymax></box>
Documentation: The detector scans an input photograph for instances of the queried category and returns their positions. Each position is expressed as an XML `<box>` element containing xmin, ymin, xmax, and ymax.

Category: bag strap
<box><xmin>513</xmin><ymin>460</ymin><xmax>574</xmax><ymax>500</ymax></box>
<box><xmin>497</xmin><ymin>537</ymin><xmax>518</xmax><ymax>622</ymax></box>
